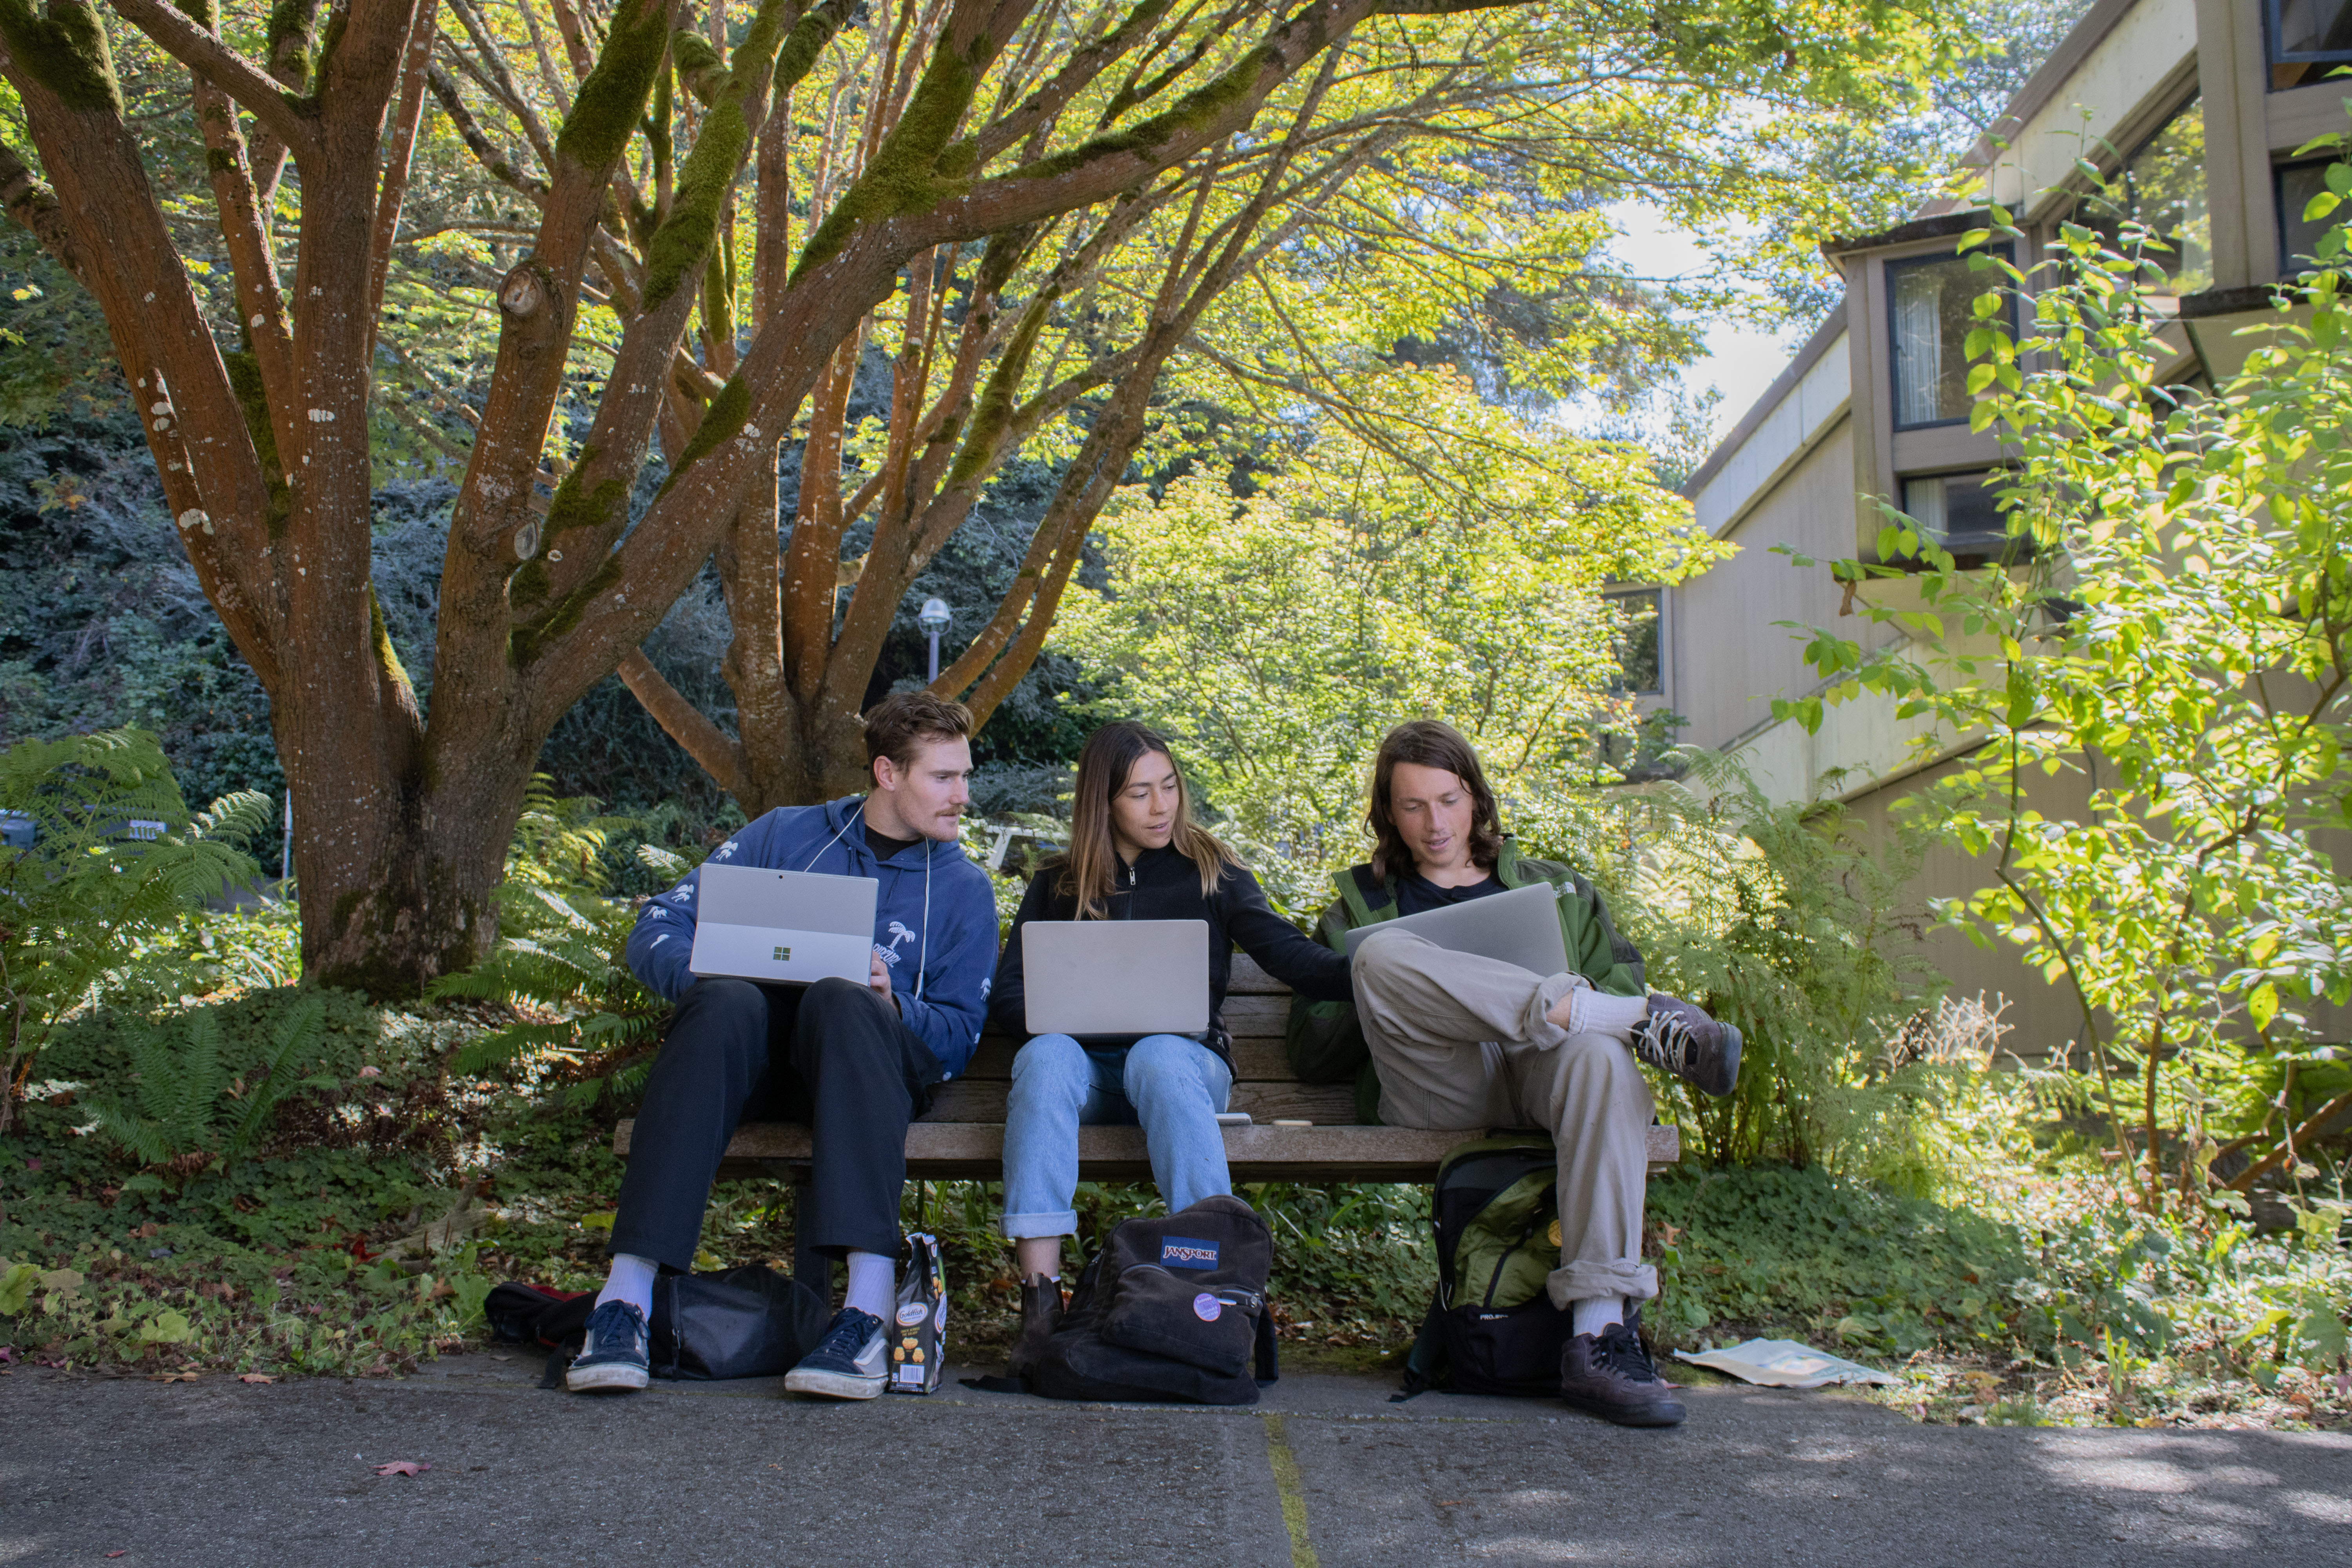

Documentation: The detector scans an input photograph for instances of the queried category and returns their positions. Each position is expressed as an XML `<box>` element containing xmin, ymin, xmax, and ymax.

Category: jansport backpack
<box><xmin>1023</xmin><ymin>1194</ymin><xmax>1280</xmax><ymax>1405</ymax></box>
<box><xmin>1397</xmin><ymin>1132</ymin><xmax>1575</xmax><ymax>1399</ymax></box>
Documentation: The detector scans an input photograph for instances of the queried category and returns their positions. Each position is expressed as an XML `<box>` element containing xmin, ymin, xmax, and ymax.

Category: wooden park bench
<box><xmin>614</xmin><ymin>955</ymin><xmax>1679</xmax><ymax>1284</ymax></box>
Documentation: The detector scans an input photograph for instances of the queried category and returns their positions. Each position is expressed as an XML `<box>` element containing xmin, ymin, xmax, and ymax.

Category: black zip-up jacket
<box><xmin>989</xmin><ymin>844</ymin><xmax>1354</xmax><ymax>1070</ymax></box>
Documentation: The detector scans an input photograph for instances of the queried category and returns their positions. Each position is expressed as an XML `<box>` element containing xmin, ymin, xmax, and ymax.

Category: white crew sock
<box><xmin>1571</xmin><ymin>1295</ymin><xmax>1624</xmax><ymax>1337</ymax></box>
<box><xmin>1566</xmin><ymin>988</ymin><xmax>1651</xmax><ymax>1042</ymax></box>
<box><xmin>596</xmin><ymin>1252</ymin><xmax>658</xmax><ymax>1319</ymax></box>
<box><xmin>844</xmin><ymin>1250</ymin><xmax>898</xmax><ymax>1319</ymax></box>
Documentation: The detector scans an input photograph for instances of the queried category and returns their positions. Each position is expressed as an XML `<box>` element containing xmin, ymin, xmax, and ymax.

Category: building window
<box><xmin>1898</xmin><ymin>470</ymin><xmax>2020</xmax><ymax>561</ymax></box>
<box><xmin>2086</xmin><ymin>100</ymin><xmax>2210</xmax><ymax>295</ymax></box>
<box><xmin>1887</xmin><ymin>247</ymin><xmax>2013</xmax><ymax>430</ymax></box>
<box><xmin>1602</xmin><ymin>586</ymin><xmax>1662</xmax><ymax>697</ymax></box>
<box><xmin>2277</xmin><ymin>158</ymin><xmax>2345</xmax><ymax>271</ymax></box>
<box><xmin>2268</xmin><ymin>0</ymin><xmax>2352</xmax><ymax>90</ymax></box>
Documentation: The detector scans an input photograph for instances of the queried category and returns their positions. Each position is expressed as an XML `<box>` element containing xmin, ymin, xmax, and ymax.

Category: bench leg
<box><xmin>792</xmin><ymin>1181</ymin><xmax>835</xmax><ymax>1304</ymax></box>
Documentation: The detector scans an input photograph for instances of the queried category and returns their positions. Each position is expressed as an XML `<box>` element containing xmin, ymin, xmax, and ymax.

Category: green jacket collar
<box><xmin>1335</xmin><ymin>837</ymin><xmax>1534</xmax><ymax>926</ymax></box>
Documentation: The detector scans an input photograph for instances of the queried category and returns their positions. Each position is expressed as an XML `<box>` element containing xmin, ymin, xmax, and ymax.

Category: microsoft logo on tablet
<box><xmin>772</xmin><ymin>946</ymin><xmax>791</xmax><ymax>961</ymax></box>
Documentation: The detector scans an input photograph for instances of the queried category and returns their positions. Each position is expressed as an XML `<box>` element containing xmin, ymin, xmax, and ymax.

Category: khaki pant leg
<box><xmin>1506</xmin><ymin>1030</ymin><xmax>1657</xmax><ymax>1306</ymax></box>
<box><xmin>1350</xmin><ymin>927</ymin><xmax>1581</xmax><ymax>1053</ymax></box>
<box><xmin>1353</xmin><ymin>925</ymin><xmax>1584</xmax><ymax>1129</ymax></box>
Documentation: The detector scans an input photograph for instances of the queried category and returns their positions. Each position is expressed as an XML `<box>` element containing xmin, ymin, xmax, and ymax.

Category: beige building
<box><xmin>1655</xmin><ymin>0</ymin><xmax>2348</xmax><ymax>1055</ymax></box>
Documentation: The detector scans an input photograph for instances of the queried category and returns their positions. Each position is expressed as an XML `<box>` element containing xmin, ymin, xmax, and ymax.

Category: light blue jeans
<box><xmin>1000</xmin><ymin>1033</ymin><xmax>1234</xmax><ymax>1237</ymax></box>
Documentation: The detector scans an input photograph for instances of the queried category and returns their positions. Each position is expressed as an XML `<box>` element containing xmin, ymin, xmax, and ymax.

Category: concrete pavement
<box><xmin>4</xmin><ymin>1352</ymin><xmax>2348</xmax><ymax>1566</ymax></box>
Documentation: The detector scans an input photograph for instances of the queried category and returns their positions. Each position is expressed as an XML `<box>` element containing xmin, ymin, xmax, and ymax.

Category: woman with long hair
<box><xmin>987</xmin><ymin>721</ymin><xmax>1351</xmax><ymax>1371</ymax></box>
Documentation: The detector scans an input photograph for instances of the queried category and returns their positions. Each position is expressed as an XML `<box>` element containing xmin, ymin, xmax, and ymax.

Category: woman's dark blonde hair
<box><xmin>1056</xmin><ymin>721</ymin><xmax>1241</xmax><ymax>918</ymax></box>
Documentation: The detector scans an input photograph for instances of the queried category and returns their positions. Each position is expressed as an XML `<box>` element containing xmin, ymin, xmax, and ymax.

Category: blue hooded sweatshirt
<box><xmin>625</xmin><ymin>796</ymin><xmax>1000</xmax><ymax>1078</ymax></box>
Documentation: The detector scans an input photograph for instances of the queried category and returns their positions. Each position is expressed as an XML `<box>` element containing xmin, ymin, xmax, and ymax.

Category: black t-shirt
<box><xmin>1396</xmin><ymin>869</ymin><xmax>1506</xmax><ymax>916</ymax></box>
<box><xmin>865</xmin><ymin>825</ymin><xmax>922</xmax><ymax>861</ymax></box>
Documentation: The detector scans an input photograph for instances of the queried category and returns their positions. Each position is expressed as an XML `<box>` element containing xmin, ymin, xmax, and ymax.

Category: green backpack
<box><xmin>1398</xmin><ymin>1131</ymin><xmax>1575</xmax><ymax>1399</ymax></box>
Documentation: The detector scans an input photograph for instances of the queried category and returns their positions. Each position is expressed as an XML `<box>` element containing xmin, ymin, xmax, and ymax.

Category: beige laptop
<box><xmin>1342</xmin><ymin>880</ymin><xmax>1570</xmax><ymax>975</ymax></box>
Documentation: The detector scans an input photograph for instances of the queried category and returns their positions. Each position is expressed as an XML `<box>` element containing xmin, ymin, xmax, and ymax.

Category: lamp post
<box><xmin>918</xmin><ymin>597</ymin><xmax>951</xmax><ymax>682</ymax></box>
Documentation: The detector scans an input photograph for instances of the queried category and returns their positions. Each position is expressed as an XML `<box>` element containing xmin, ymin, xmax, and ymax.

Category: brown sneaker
<box><xmin>1559</xmin><ymin>1307</ymin><xmax>1686</xmax><ymax>1427</ymax></box>
<box><xmin>1006</xmin><ymin>1274</ymin><xmax>1065</xmax><ymax>1379</ymax></box>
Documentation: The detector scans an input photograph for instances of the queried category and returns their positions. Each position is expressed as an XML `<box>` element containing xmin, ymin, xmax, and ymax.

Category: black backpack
<box><xmin>1397</xmin><ymin>1132</ymin><xmax>1574</xmax><ymax>1399</ymax></box>
<box><xmin>489</xmin><ymin>1264</ymin><xmax>831</xmax><ymax>1387</ymax></box>
<box><xmin>1024</xmin><ymin>1194</ymin><xmax>1280</xmax><ymax>1405</ymax></box>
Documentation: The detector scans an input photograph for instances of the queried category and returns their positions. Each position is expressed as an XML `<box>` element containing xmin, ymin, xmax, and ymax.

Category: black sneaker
<box><xmin>1007</xmin><ymin>1275</ymin><xmax>1065</xmax><ymax>1381</ymax></box>
<box><xmin>565</xmin><ymin>1299</ymin><xmax>650</xmax><ymax>1394</ymax></box>
<box><xmin>1559</xmin><ymin>1307</ymin><xmax>1686</xmax><ymax>1427</ymax></box>
<box><xmin>783</xmin><ymin>1307</ymin><xmax>889</xmax><ymax>1400</ymax></box>
<box><xmin>1632</xmin><ymin>995</ymin><xmax>1742</xmax><ymax>1098</ymax></box>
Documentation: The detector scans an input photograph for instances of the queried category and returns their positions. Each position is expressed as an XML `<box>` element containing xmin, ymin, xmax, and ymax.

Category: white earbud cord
<box><xmin>801</xmin><ymin>800</ymin><xmax>866</xmax><ymax>871</ymax></box>
<box><xmin>917</xmin><ymin>839</ymin><xmax>931</xmax><ymax>1001</ymax></box>
<box><xmin>806</xmin><ymin>797</ymin><xmax>928</xmax><ymax>1003</ymax></box>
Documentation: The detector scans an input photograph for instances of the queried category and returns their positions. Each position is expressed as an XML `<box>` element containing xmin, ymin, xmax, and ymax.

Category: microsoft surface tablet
<box><xmin>688</xmin><ymin>863</ymin><xmax>880</xmax><ymax>986</ymax></box>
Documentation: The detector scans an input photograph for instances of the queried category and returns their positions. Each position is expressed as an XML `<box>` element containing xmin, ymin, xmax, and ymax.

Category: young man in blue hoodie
<box><xmin>566</xmin><ymin>690</ymin><xmax>1000</xmax><ymax>1399</ymax></box>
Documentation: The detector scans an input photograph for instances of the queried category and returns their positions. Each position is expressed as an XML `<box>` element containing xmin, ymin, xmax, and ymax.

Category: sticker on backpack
<box><xmin>1161</xmin><ymin>1236</ymin><xmax>1219</xmax><ymax>1269</ymax></box>
<box><xmin>1193</xmin><ymin>1292</ymin><xmax>1222</xmax><ymax>1321</ymax></box>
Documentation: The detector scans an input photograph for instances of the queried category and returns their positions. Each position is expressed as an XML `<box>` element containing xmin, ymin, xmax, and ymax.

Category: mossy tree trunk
<box><xmin>0</xmin><ymin>0</ymin><xmax>1435</xmax><ymax>991</ymax></box>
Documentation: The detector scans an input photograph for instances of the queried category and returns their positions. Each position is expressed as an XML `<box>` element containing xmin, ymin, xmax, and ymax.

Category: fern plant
<box><xmin>429</xmin><ymin>784</ymin><xmax>672</xmax><ymax>1105</ymax></box>
<box><xmin>86</xmin><ymin>994</ymin><xmax>333</xmax><ymax>1174</ymax></box>
<box><xmin>0</xmin><ymin>728</ymin><xmax>271</xmax><ymax>1130</ymax></box>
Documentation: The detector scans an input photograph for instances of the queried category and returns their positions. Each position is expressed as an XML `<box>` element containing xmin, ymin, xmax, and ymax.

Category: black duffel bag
<box><xmin>1022</xmin><ymin>1194</ymin><xmax>1279</xmax><ymax>1405</ymax></box>
<box><xmin>490</xmin><ymin>1263</ymin><xmax>830</xmax><ymax>1386</ymax></box>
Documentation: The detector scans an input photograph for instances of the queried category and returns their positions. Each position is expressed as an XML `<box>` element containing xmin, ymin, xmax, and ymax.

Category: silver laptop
<box><xmin>1023</xmin><ymin>920</ymin><xmax>1210</xmax><ymax>1038</ymax></box>
<box><xmin>1343</xmin><ymin>880</ymin><xmax>1570</xmax><ymax>976</ymax></box>
<box><xmin>688</xmin><ymin>864</ymin><xmax>880</xmax><ymax>985</ymax></box>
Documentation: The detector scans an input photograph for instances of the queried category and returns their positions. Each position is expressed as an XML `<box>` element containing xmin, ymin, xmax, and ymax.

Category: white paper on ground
<box><xmin>1671</xmin><ymin>1338</ymin><xmax>1898</xmax><ymax>1388</ymax></box>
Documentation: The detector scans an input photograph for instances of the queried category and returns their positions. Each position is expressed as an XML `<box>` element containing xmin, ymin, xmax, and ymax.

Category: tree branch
<box><xmin>105</xmin><ymin>0</ymin><xmax>320</xmax><ymax>160</ymax></box>
<box><xmin>617</xmin><ymin>648</ymin><xmax>751</xmax><ymax>798</ymax></box>
<box><xmin>0</xmin><ymin>138</ymin><xmax>88</xmax><ymax>284</ymax></box>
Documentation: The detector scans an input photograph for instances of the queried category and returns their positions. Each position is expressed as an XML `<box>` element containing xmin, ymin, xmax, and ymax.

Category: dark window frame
<box><xmin>1885</xmin><ymin>468</ymin><xmax>2031</xmax><ymax>572</ymax></box>
<box><xmin>2276</xmin><ymin>156</ymin><xmax>2346</xmax><ymax>274</ymax></box>
<box><xmin>1885</xmin><ymin>243</ymin><xmax>2017</xmax><ymax>433</ymax></box>
<box><xmin>2069</xmin><ymin>96</ymin><xmax>2210</xmax><ymax>296</ymax></box>
<box><xmin>2265</xmin><ymin>0</ymin><xmax>2352</xmax><ymax>91</ymax></box>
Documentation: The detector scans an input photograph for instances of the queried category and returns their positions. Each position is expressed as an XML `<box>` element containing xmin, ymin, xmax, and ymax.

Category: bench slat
<box><xmin>613</xmin><ymin>1118</ymin><xmax>1680</xmax><ymax>1182</ymax></box>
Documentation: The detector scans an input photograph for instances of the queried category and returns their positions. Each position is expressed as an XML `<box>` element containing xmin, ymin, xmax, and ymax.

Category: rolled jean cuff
<box><xmin>1547</xmin><ymin>1258</ymin><xmax>1657</xmax><ymax>1307</ymax></box>
<box><xmin>1001</xmin><ymin>1207</ymin><xmax>1079</xmax><ymax>1240</ymax></box>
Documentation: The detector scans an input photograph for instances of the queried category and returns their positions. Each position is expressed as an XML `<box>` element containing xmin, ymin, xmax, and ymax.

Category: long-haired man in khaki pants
<box><xmin>1289</xmin><ymin>720</ymin><xmax>1740</xmax><ymax>1426</ymax></box>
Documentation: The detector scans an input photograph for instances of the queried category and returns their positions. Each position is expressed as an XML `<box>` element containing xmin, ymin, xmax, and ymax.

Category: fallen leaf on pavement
<box><xmin>105</xmin><ymin>1552</ymin><xmax>125</xmax><ymax>1559</ymax></box>
<box><xmin>149</xmin><ymin>1372</ymin><xmax>200</xmax><ymax>1383</ymax></box>
<box><xmin>373</xmin><ymin>1461</ymin><xmax>430</xmax><ymax>1477</ymax></box>
<box><xmin>238</xmin><ymin>1373</ymin><xmax>276</xmax><ymax>1384</ymax></box>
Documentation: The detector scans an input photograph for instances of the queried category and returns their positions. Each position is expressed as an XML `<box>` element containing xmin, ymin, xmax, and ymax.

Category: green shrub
<box><xmin>1514</xmin><ymin>751</ymin><xmax>1942</xmax><ymax>1173</ymax></box>
<box><xmin>0</xmin><ymin>727</ymin><xmax>271</xmax><ymax>1129</ymax></box>
<box><xmin>82</xmin><ymin>996</ymin><xmax>334</xmax><ymax>1176</ymax></box>
<box><xmin>428</xmin><ymin>778</ymin><xmax>667</xmax><ymax>1105</ymax></box>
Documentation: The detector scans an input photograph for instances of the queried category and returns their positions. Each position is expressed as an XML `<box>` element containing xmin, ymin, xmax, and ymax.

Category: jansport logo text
<box><xmin>1160</xmin><ymin>1237</ymin><xmax>1219</xmax><ymax>1269</ymax></box>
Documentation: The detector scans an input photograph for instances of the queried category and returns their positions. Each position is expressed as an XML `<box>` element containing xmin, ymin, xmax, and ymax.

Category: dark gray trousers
<box><xmin>610</xmin><ymin>976</ymin><xmax>942</xmax><ymax>1271</ymax></box>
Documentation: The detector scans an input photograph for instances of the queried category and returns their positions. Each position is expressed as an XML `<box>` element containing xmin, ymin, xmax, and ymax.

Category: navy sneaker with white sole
<box><xmin>783</xmin><ymin>1307</ymin><xmax>889</xmax><ymax>1400</ymax></box>
<box><xmin>565</xmin><ymin>1299</ymin><xmax>650</xmax><ymax>1394</ymax></box>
